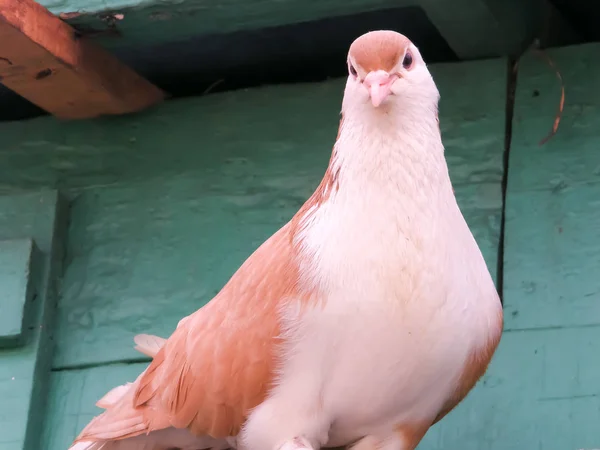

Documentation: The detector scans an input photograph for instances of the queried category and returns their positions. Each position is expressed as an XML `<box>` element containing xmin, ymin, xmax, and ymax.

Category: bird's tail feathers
<box><xmin>70</xmin><ymin>427</ymin><xmax>232</xmax><ymax>450</ymax></box>
<box><xmin>95</xmin><ymin>333</ymin><xmax>165</xmax><ymax>410</ymax></box>
<box><xmin>69</xmin><ymin>376</ymin><xmax>160</xmax><ymax>449</ymax></box>
<box><xmin>69</xmin><ymin>333</ymin><xmax>200</xmax><ymax>449</ymax></box>
<box><xmin>96</xmin><ymin>383</ymin><xmax>133</xmax><ymax>409</ymax></box>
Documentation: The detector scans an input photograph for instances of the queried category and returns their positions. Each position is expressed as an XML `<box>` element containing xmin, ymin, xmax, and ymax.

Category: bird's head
<box><xmin>344</xmin><ymin>30</ymin><xmax>439</xmax><ymax>111</ymax></box>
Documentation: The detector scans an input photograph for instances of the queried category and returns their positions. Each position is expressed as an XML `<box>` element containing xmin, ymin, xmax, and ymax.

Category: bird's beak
<box><xmin>364</xmin><ymin>70</ymin><xmax>397</xmax><ymax>107</ymax></box>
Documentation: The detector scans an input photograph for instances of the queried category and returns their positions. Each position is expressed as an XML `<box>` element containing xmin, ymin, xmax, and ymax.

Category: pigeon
<box><xmin>68</xmin><ymin>30</ymin><xmax>503</xmax><ymax>450</ymax></box>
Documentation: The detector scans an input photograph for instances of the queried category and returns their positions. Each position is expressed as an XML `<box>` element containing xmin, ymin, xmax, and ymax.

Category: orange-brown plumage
<box><xmin>72</xmin><ymin>222</ymin><xmax>321</xmax><ymax>445</ymax></box>
<box><xmin>348</xmin><ymin>30</ymin><xmax>409</xmax><ymax>72</ymax></box>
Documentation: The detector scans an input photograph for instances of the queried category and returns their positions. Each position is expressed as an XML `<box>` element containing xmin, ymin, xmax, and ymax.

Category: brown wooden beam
<box><xmin>0</xmin><ymin>0</ymin><xmax>165</xmax><ymax>120</ymax></box>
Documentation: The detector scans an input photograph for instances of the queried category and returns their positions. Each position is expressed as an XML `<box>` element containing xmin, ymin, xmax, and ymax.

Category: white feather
<box><xmin>95</xmin><ymin>384</ymin><xmax>132</xmax><ymax>409</ymax></box>
<box><xmin>133</xmin><ymin>334</ymin><xmax>166</xmax><ymax>358</ymax></box>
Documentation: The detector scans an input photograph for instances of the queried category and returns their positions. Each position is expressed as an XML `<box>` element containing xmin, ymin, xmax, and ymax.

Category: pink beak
<box><xmin>364</xmin><ymin>70</ymin><xmax>397</xmax><ymax>107</ymax></box>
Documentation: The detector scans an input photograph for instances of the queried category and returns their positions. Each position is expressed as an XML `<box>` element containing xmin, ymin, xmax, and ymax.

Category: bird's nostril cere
<box><xmin>363</xmin><ymin>71</ymin><xmax>397</xmax><ymax>107</ymax></box>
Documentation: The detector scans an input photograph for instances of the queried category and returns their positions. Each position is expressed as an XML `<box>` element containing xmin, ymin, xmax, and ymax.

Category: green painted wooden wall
<box><xmin>0</xmin><ymin>42</ymin><xmax>598</xmax><ymax>450</ymax></box>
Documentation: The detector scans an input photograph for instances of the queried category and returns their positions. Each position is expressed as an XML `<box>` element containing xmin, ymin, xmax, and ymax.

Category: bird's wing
<box><xmin>71</xmin><ymin>221</ymin><xmax>319</xmax><ymax>447</ymax></box>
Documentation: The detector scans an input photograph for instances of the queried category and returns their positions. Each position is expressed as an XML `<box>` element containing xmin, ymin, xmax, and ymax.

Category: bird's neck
<box><xmin>292</xmin><ymin>103</ymin><xmax>456</xmax><ymax>245</ymax></box>
<box><xmin>330</xmin><ymin>104</ymin><xmax>450</xmax><ymax>202</ymax></box>
<box><xmin>291</xmin><ymin>106</ymin><xmax>458</xmax><ymax>294</ymax></box>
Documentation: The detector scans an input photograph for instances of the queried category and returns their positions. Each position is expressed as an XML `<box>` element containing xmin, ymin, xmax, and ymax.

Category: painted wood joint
<box><xmin>0</xmin><ymin>190</ymin><xmax>69</xmax><ymax>450</ymax></box>
<box><xmin>0</xmin><ymin>238</ymin><xmax>41</xmax><ymax>349</ymax></box>
<box><xmin>0</xmin><ymin>0</ymin><xmax>165</xmax><ymax>120</ymax></box>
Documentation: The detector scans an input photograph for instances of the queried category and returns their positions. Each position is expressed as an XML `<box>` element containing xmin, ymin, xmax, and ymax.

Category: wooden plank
<box><xmin>504</xmin><ymin>42</ymin><xmax>600</xmax><ymax>330</ymax></box>
<box><xmin>0</xmin><ymin>191</ymin><xmax>68</xmax><ymax>450</ymax></box>
<box><xmin>420</xmin><ymin>327</ymin><xmax>600</xmax><ymax>449</ymax></box>
<box><xmin>503</xmin><ymin>187</ymin><xmax>600</xmax><ymax>330</ymax></box>
<box><xmin>41</xmin><ymin>363</ymin><xmax>148</xmax><ymax>450</ymax></box>
<box><xmin>0</xmin><ymin>0</ymin><xmax>165</xmax><ymax>119</ymax></box>
<box><xmin>0</xmin><ymin>239</ymin><xmax>38</xmax><ymax>349</ymax></box>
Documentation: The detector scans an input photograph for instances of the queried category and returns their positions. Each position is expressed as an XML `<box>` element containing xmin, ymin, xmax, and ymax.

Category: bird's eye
<box><xmin>348</xmin><ymin>63</ymin><xmax>358</xmax><ymax>78</ymax></box>
<box><xmin>402</xmin><ymin>51</ymin><xmax>414</xmax><ymax>70</ymax></box>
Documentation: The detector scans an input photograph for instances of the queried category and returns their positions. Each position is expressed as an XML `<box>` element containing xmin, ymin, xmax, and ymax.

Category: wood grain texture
<box><xmin>0</xmin><ymin>0</ymin><xmax>164</xmax><ymax>119</ymax></box>
<box><xmin>0</xmin><ymin>191</ymin><xmax>68</xmax><ymax>450</ymax></box>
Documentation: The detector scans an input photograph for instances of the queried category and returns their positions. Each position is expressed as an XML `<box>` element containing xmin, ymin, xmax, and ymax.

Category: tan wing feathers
<box><xmin>95</xmin><ymin>334</ymin><xmax>165</xmax><ymax>410</ymax></box>
<box><xmin>76</xmin><ymin>387</ymin><xmax>147</xmax><ymax>442</ymax></box>
<box><xmin>73</xmin><ymin>222</ymin><xmax>319</xmax><ymax>446</ymax></box>
<box><xmin>134</xmin><ymin>222</ymin><xmax>310</xmax><ymax>437</ymax></box>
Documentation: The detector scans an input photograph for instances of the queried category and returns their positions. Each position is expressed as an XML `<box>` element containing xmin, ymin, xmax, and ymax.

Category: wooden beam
<box><xmin>0</xmin><ymin>0</ymin><xmax>165</xmax><ymax>120</ymax></box>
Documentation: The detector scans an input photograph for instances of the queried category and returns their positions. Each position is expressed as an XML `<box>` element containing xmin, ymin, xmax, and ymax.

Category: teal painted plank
<box><xmin>435</xmin><ymin>60</ymin><xmax>505</xmax><ymax>186</ymax></box>
<box><xmin>509</xmin><ymin>42</ymin><xmax>600</xmax><ymax>193</ymax></box>
<box><xmin>503</xmin><ymin>186</ymin><xmax>600</xmax><ymax>329</ymax></box>
<box><xmin>41</xmin><ymin>364</ymin><xmax>146</xmax><ymax>450</ymax></box>
<box><xmin>0</xmin><ymin>191</ymin><xmax>68</xmax><ymax>450</ymax></box>
<box><xmin>505</xmin><ymin>42</ymin><xmax>600</xmax><ymax>330</ymax></box>
<box><xmin>47</xmin><ymin>58</ymin><xmax>506</xmax><ymax>368</ymax></box>
<box><xmin>489</xmin><ymin>41</ymin><xmax>600</xmax><ymax>449</ymax></box>
<box><xmin>420</xmin><ymin>328</ymin><xmax>600</xmax><ymax>449</ymax></box>
<box><xmin>0</xmin><ymin>239</ymin><xmax>37</xmax><ymax>348</ymax></box>
<box><xmin>0</xmin><ymin>191</ymin><xmax>61</xmax><ymax>251</ymax></box>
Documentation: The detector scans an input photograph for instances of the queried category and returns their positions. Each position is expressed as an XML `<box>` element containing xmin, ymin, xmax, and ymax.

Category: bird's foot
<box><xmin>278</xmin><ymin>436</ymin><xmax>315</xmax><ymax>450</ymax></box>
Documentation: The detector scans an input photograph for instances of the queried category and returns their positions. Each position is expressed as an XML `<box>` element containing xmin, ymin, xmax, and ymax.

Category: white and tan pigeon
<box><xmin>69</xmin><ymin>30</ymin><xmax>503</xmax><ymax>450</ymax></box>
